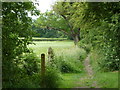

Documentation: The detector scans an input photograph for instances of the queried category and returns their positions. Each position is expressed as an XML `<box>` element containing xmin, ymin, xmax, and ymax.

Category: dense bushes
<box><xmin>3</xmin><ymin>52</ymin><xmax>62</xmax><ymax>88</ymax></box>
<box><xmin>54</xmin><ymin>47</ymin><xmax>87</xmax><ymax>73</ymax></box>
<box><xmin>43</xmin><ymin>67</ymin><xmax>61</xmax><ymax>88</ymax></box>
<box><xmin>2</xmin><ymin>2</ymin><xmax>40</xmax><ymax>88</ymax></box>
<box><xmin>78</xmin><ymin>40</ymin><xmax>92</xmax><ymax>54</ymax></box>
<box><xmin>79</xmin><ymin>4</ymin><xmax>120</xmax><ymax>71</ymax></box>
<box><xmin>3</xmin><ymin>53</ymin><xmax>41</xmax><ymax>88</ymax></box>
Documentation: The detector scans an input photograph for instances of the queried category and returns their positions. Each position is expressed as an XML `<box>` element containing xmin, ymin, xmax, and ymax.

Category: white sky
<box><xmin>35</xmin><ymin>0</ymin><xmax>57</xmax><ymax>13</ymax></box>
<box><xmin>31</xmin><ymin>0</ymin><xmax>57</xmax><ymax>19</ymax></box>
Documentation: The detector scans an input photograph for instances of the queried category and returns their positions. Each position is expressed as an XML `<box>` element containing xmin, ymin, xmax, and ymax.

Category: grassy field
<box><xmin>28</xmin><ymin>41</ymin><xmax>118</xmax><ymax>88</ymax></box>
<box><xmin>95</xmin><ymin>72</ymin><xmax>118</xmax><ymax>88</ymax></box>
<box><xmin>28</xmin><ymin>41</ymin><xmax>74</xmax><ymax>56</ymax></box>
<box><xmin>90</xmin><ymin>51</ymin><xmax>119</xmax><ymax>88</ymax></box>
<box><xmin>32</xmin><ymin>37</ymin><xmax>67</xmax><ymax>41</ymax></box>
<box><xmin>28</xmin><ymin>41</ymin><xmax>87</xmax><ymax>88</ymax></box>
<box><xmin>59</xmin><ymin>73</ymin><xmax>86</xmax><ymax>88</ymax></box>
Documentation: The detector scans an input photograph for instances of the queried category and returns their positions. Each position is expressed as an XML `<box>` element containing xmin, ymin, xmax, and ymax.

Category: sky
<box><xmin>35</xmin><ymin>0</ymin><xmax>57</xmax><ymax>13</ymax></box>
<box><xmin>31</xmin><ymin>0</ymin><xmax>57</xmax><ymax>19</ymax></box>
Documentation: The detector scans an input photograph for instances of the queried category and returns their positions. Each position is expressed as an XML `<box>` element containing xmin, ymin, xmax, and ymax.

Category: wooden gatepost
<box><xmin>41</xmin><ymin>53</ymin><xmax>45</xmax><ymax>88</ymax></box>
<box><xmin>40</xmin><ymin>47</ymin><xmax>55</xmax><ymax>88</ymax></box>
<box><xmin>48</xmin><ymin>47</ymin><xmax>54</xmax><ymax>66</ymax></box>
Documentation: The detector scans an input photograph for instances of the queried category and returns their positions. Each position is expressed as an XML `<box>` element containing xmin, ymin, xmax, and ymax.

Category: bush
<box><xmin>78</xmin><ymin>41</ymin><xmax>91</xmax><ymax>54</ymax></box>
<box><xmin>60</xmin><ymin>60</ymin><xmax>79</xmax><ymax>73</ymax></box>
<box><xmin>90</xmin><ymin>48</ymin><xmax>119</xmax><ymax>72</ymax></box>
<box><xmin>41</xmin><ymin>66</ymin><xmax>61</xmax><ymax>88</ymax></box>
<box><xmin>98</xmin><ymin>48</ymin><xmax>119</xmax><ymax>71</ymax></box>
<box><xmin>54</xmin><ymin>48</ymin><xmax>87</xmax><ymax>73</ymax></box>
<box><xmin>3</xmin><ymin>52</ymin><xmax>41</xmax><ymax>88</ymax></box>
<box><xmin>16</xmin><ymin>53</ymin><xmax>40</xmax><ymax>75</ymax></box>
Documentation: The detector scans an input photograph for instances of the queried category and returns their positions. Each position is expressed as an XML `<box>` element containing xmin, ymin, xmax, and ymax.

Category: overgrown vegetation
<box><xmin>43</xmin><ymin>67</ymin><xmax>61</xmax><ymax>88</ymax></box>
<box><xmin>2</xmin><ymin>2</ymin><xmax>40</xmax><ymax>88</ymax></box>
<box><xmin>28</xmin><ymin>41</ymin><xmax>87</xmax><ymax>88</ymax></box>
<box><xmin>55</xmin><ymin>47</ymin><xmax>87</xmax><ymax>73</ymax></box>
<box><xmin>3</xmin><ymin>53</ymin><xmax>41</xmax><ymax>88</ymax></box>
<box><xmin>2</xmin><ymin>1</ymin><xmax>119</xmax><ymax>88</ymax></box>
<box><xmin>90</xmin><ymin>50</ymin><xmax>118</xmax><ymax>88</ymax></box>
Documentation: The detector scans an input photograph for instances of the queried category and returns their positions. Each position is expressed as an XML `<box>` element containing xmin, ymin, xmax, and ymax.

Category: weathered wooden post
<box><xmin>41</xmin><ymin>53</ymin><xmax>45</xmax><ymax>88</ymax></box>
<box><xmin>48</xmin><ymin>47</ymin><xmax>54</xmax><ymax>65</ymax></box>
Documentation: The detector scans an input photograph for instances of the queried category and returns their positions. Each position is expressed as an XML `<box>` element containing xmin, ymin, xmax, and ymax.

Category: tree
<box><xmin>79</xmin><ymin>2</ymin><xmax>120</xmax><ymax>71</ymax></box>
<box><xmin>2</xmin><ymin>2</ymin><xmax>39</xmax><ymax>87</ymax></box>
<box><xmin>35</xmin><ymin>2</ymin><xmax>89</xmax><ymax>45</ymax></box>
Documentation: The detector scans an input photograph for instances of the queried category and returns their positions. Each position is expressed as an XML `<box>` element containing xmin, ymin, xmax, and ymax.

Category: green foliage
<box><xmin>90</xmin><ymin>15</ymin><xmax>120</xmax><ymax>71</ymax></box>
<box><xmin>32</xmin><ymin>25</ymin><xmax>67</xmax><ymax>38</ymax></box>
<box><xmin>54</xmin><ymin>48</ymin><xmax>87</xmax><ymax>73</ymax></box>
<box><xmin>90</xmin><ymin>52</ymin><xmax>118</xmax><ymax>88</ymax></box>
<box><xmin>2</xmin><ymin>2</ymin><xmax>40</xmax><ymax>88</ymax></box>
<box><xmin>35</xmin><ymin>2</ymin><xmax>83</xmax><ymax>45</ymax></box>
<box><xmin>78</xmin><ymin>40</ymin><xmax>92</xmax><ymax>54</ymax></box>
<box><xmin>17</xmin><ymin>53</ymin><xmax>40</xmax><ymax>75</ymax></box>
<box><xmin>3</xmin><ymin>52</ymin><xmax>41</xmax><ymax>88</ymax></box>
<box><xmin>43</xmin><ymin>67</ymin><xmax>61</xmax><ymax>88</ymax></box>
<box><xmin>79</xmin><ymin>2</ymin><xmax>120</xmax><ymax>71</ymax></box>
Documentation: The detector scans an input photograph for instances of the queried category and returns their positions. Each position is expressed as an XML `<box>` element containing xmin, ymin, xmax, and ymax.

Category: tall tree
<box><xmin>35</xmin><ymin>2</ymin><xmax>88</xmax><ymax>45</ymax></box>
<box><xmin>80</xmin><ymin>2</ymin><xmax>120</xmax><ymax>71</ymax></box>
<box><xmin>2</xmin><ymin>2</ymin><xmax>39</xmax><ymax>87</ymax></box>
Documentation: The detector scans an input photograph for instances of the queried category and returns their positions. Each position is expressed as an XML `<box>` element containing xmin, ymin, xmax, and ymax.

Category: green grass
<box><xmin>28</xmin><ymin>41</ymin><xmax>87</xmax><ymax>88</ymax></box>
<box><xmin>28</xmin><ymin>41</ymin><xmax>74</xmax><ymax>56</ymax></box>
<box><xmin>28</xmin><ymin>41</ymin><xmax>118</xmax><ymax>88</ymax></box>
<box><xmin>59</xmin><ymin>73</ymin><xmax>86</xmax><ymax>88</ymax></box>
<box><xmin>28</xmin><ymin>41</ymin><xmax>87</xmax><ymax>73</ymax></box>
<box><xmin>94</xmin><ymin>72</ymin><xmax>118</xmax><ymax>88</ymax></box>
<box><xmin>32</xmin><ymin>37</ymin><xmax>68</xmax><ymax>41</ymax></box>
<box><xmin>90</xmin><ymin>50</ymin><xmax>119</xmax><ymax>88</ymax></box>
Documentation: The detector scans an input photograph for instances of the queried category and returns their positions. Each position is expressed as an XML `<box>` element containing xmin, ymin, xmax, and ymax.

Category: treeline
<box><xmin>32</xmin><ymin>26</ymin><xmax>68</xmax><ymax>38</ymax></box>
<box><xmin>35</xmin><ymin>2</ymin><xmax>120</xmax><ymax>71</ymax></box>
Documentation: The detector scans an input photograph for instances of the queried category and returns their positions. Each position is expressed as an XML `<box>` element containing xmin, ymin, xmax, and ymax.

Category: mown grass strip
<box><xmin>32</xmin><ymin>37</ymin><xmax>68</xmax><ymax>41</ymax></box>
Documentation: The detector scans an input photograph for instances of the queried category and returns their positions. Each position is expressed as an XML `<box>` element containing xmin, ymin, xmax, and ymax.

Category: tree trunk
<box><xmin>72</xmin><ymin>34</ymin><xmax>80</xmax><ymax>46</ymax></box>
<box><xmin>72</xmin><ymin>28</ymin><xmax>80</xmax><ymax>46</ymax></box>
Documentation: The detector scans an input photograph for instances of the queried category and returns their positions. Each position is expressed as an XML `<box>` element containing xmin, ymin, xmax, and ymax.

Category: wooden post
<box><xmin>41</xmin><ymin>53</ymin><xmax>45</xmax><ymax>88</ymax></box>
<box><xmin>48</xmin><ymin>47</ymin><xmax>54</xmax><ymax>65</ymax></box>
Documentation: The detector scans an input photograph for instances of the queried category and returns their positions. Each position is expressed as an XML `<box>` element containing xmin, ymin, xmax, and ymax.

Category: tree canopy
<box><xmin>35</xmin><ymin>2</ymin><xmax>120</xmax><ymax>71</ymax></box>
<box><xmin>2</xmin><ymin>2</ymin><xmax>39</xmax><ymax>87</ymax></box>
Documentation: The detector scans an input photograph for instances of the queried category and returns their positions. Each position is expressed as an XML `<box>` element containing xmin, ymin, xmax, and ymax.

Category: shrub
<box><xmin>54</xmin><ymin>48</ymin><xmax>87</xmax><ymax>73</ymax></box>
<box><xmin>98</xmin><ymin>48</ymin><xmax>119</xmax><ymax>71</ymax></box>
<box><xmin>42</xmin><ymin>67</ymin><xmax>61</xmax><ymax>88</ymax></box>
<box><xmin>3</xmin><ymin>52</ymin><xmax>41</xmax><ymax>88</ymax></box>
<box><xmin>16</xmin><ymin>53</ymin><xmax>40</xmax><ymax>75</ymax></box>
<box><xmin>60</xmin><ymin>60</ymin><xmax>79</xmax><ymax>73</ymax></box>
<box><xmin>78</xmin><ymin>41</ymin><xmax>91</xmax><ymax>54</ymax></box>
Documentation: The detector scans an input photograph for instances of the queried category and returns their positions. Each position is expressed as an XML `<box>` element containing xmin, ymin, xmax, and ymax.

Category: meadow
<box><xmin>28</xmin><ymin>40</ymin><xmax>118</xmax><ymax>88</ymax></box>
<box><xmin>28</xmin><ymin>40</ymin><xmax>87</xmax><ymax>88</ymax></box>
<box><xmin>28</xmin><ymin>40</ymin><xmax>74</xmax><ymax>56</ymax></box>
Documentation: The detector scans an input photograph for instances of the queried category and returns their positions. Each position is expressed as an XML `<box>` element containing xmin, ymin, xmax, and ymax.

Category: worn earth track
<box><xmin>75</xmin><ymin>54</ymin><xmax>99</xmax><ymax>88</ymax></box>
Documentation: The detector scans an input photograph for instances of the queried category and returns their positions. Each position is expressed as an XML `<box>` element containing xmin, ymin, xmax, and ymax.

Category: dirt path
<box><xmin>84</xmin><ymin>55</ymin><xmax>93</xmax><ymax>77</ymax></box>
<box><xmin>75</xmin><ymin>54</ymin><xmax>99</xmax><ymax>88</ymax></box>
